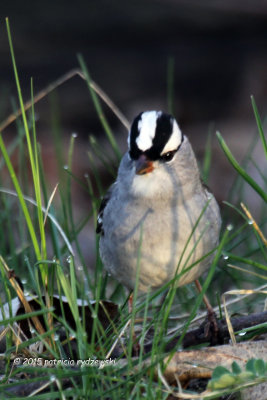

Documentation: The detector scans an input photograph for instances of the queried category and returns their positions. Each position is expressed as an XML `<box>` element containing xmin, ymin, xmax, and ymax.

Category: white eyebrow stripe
<box><xmin>160</xmin><ymin>120</ymin><xmax>182</xmax><ymax>155</ymax></box>
<box><xmin>136</xmin><ymin>111</ymin><xmax>160</xmax><ymax>151</ymax></box>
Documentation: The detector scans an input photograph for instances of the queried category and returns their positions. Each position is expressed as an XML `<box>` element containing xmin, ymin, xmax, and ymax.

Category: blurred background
<box><xmin>1</xmin><ymin>0</ymin><xmax>267</xmax><ymax>259</ymax></box>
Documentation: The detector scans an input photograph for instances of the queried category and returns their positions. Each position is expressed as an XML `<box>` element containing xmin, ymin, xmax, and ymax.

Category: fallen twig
<box><xmin>144</xmin><ymin>310</ymin><xmax>267</xmax><ymax>353</ymax></box>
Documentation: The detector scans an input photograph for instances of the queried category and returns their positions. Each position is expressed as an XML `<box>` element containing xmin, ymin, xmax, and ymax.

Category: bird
<box><xmin>96</xmin><ymin>111</ymin><xmax>221</xmax><ymax>295</ymax></box>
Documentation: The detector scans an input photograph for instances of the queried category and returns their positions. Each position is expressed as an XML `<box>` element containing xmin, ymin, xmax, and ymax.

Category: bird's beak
<box><xmin>135</xmin><ymin>154</ymin><xmax>154</xmax><ymax>175</ymax></box>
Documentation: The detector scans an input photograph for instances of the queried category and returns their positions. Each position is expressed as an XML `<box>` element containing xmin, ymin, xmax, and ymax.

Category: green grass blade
<box><xmin>251</xmin><ymin>95</ymin><xmax>267</xmax><ymax>161</ymax></box>
<box><xmin>168</xmin><ymin>225</ymin><xmax>230</xmax><ymax>355</ymax></box>
<box><xmin>89</xmin><ymin>135</ymin><xmax>117</xmax><ymax>178</ymax></box>
<box><xmin>77</xmin><ymin>54</ymin><xmax>121</xmax><ymax>161</ymax></box>
<box><xmin>5</xmin><ymin>18</ymin><xmax>47</xmax><ymax>263</ymax></box>
<box><xmin>202</xmin><ymin>126</ymin><xmax>214</xmax><ymax>184</ymax></box>
<box><xmin>0</xmin><ymin>307</ymin><xmax>53</xmax><ymax>327</ymax></box>
<box><xmin>0</xmin><ymin>134</ymin><xmax>41</xmax><ymax>259</ymax></box>
<box><xmin>216</xmin><ymin>131</ymin><xmax>267</xmax><ymax>203</ymax></box>
<box><xmin>55</xmin><ymin>263</ymin><xmax>84</xmax><ymax>348</ymax></box>
<box><xmin>0</xmin><ymin>187</ymin><xmax>74</xmax><ymax>256</ymax></box>
<box><xmin>225</xmin><ymin>252</ymin><xmax>267</xmax><ymax>272</ymax></box>
<box><xmin>31</xmin><ymin>78</ymin><xmax>47</xmax><ymax>261</ymax></box>
<box><xmin>6</xmin><ymin>20</ymin><xmax>37</xmax><ymax>192</ymax></box>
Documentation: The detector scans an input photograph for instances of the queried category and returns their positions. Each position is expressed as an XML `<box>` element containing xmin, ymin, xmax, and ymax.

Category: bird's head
<box><xmin>128</xmin><ymin>111</ymin><xmax>183</xmax><ymax>175</ymax></box>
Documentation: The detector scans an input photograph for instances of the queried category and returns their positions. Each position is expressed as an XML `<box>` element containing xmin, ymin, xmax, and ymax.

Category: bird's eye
<box><xmin>160</xmin><ymin>151</ymin><xmax>176</xmax><ymax>162</ymax></box>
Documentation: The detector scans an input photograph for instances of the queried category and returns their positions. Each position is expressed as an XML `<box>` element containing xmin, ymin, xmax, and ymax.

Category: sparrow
<box><xmin>96</xmin><ymin>111</ymin><xmax>221</xmax><ymax>293</ymax></box>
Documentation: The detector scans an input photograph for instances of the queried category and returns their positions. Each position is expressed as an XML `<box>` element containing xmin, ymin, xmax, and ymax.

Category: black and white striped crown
<box><xmin>128</xmin><ymin>111</ymin><xmax>183</xmax><ymax>161</ymax></box>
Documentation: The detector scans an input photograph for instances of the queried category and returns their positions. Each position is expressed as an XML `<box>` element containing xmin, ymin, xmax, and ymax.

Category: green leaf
<box><xmin>246</xmin><ymin>358</ymin><xmax>256</xmax><ymax>373</ymax></box>
<box><xmin>238</xmin><ymin>371</ymin><xmax>254</xmax><ymax>381</ymax></box>
<box><xmin>208</xmin><ymin>373</ymin><xmax>236</xmax><ymax>390</ymax></box>
<box><xmin>232</xmin><ymin>361</ymin><xmax>242</xmax><ymax>375</ymax></box>
<box><xmin>254</xmin><ymin>359</ymin><xmax>266</xmax><ymax>376</ymax></box>
<box><xmin>211</xmin><ymin>366</ymin><xmax>230</xmax><ymax>380</ymax></box>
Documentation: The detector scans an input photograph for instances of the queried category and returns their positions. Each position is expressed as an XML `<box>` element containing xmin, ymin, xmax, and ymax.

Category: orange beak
<box><xmin>135</xmin><ymin>154</ymin><xmax>154</xmax><ymax>175</ymax></box>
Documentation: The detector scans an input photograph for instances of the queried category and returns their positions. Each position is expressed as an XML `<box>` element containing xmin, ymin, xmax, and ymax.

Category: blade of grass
<box><xmin>64</xmin><ymin>133</ymin><xmax>78</xmax><ymax>241</ymax></box>
<box><xmin>44</xmin><ymin>183</ymin><xmax>59</xmax><ymax>226</ymax></box>
<box><xmin>241</xmin><ymin>202</ymin><xmax>267</xmax><ymax>246</ymax></box>
<box><xmin>0</xmin><ymin>68</ymin><xmax>130</xmax><ymax>133</ymax></box>
<box><xmin>0</xmin><ymin>134</ymin><xmax>21</xmax><ymax>170</ymax></box>
<box><xmin>167</xmin><ymin>225</ymin><xmax>231</xmax><ymax>359</ymax></box>
<box><xmin>77</xmin><ymin>54</ymin><xmax>121</xmax><ymax>161</ymax></box>
<box><xmin>251</xmin><ymin>95</ymin><xmax>267</xmax><ymax>161</ymax></box>
<box><xmin>216</xmin><ymin>131</ymin><xmax>267</xmax><ymax>203</ymax></box>
<box><xmin>0</xmin><ymin>307</ymin><xmax>54</xmax><ymax>328</ymax></box>
<box><xmin>202</xmin><ymin>125</ymin><xmax>214</xmax><ymax>184</ymax></box>
<box><xmin>0</xmin><ymin>187</ymin><xmax>74</xmax><ymax>256</ymax></box>
<box><xmin>225</xmin><ymin>252</ymin><xmax>267</xmax><ymax>272</ymax></box>
<box><xmin>227</xmin><ymin>263</ymin><xmax>267</xmax><ymax>280</ymax></box>
<box><xmin>89</xmin><ymin>135</ymin><xmax>118</xmax><ymax>178</ymax></box>
<box><xmin>226</xmin><ymin>130</ymin><xmax>259</xmax><ymax>207</ymax></box>
<box><xmin>30</xmin><ymin>78</ymin><xmax>47</xmax><ymax>261</ymax></box>
<box><xmin>0</xmin><ymin>135</ymin><xmax>41</xmax><ymax>259</ymax></box>
<box><xmin>0</xmin><ymin>255</ymin><xmax>46</xmax><ymax>335</ymax></box>
<box><xmin>128</xmin><ymin>224</ymin><xmax>143</xmax><ymax>365</ymax></box>
<box><xmin>63</xmin><ymin>134</ymin><xmax>89</xmax><ymax>269</ymax></box>
<box><xmin>176</xmin><ymin>197</ymin><xmax>213</xmax><ymax>271</ymax></box>
<box><xmin>55</xmin><ymin>263</ymin><xmax>79</xmax><ymax>323</ymax></box>
<box><xmin>87</xmin><ymin>151</ymin><xmax>104</xmax><ymax>199</ymax></box>
<box><xmin>5</xmin><ymin>19</ymin><xmax>47</xmax><ymax>267</ymax></box>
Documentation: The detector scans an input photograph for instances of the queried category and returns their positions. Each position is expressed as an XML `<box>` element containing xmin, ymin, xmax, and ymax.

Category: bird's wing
<box><xmin>96</xmin><ymin>184</ymin><xmax>115</xmax><ymax>235</ymax></box>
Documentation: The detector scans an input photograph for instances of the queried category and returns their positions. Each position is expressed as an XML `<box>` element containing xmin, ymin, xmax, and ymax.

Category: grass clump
<box><xmin>0</xmin><ymin>18</ymin><xmax>267</xmax><ymax>400</ymax></box>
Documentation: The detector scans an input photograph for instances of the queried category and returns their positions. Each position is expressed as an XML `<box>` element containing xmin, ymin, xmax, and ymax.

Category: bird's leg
<box><xmin>128</xmin><ymin>292</ymin><xmax>140</xmax><ymax>356</ymax></box>
<box><xmin>128</xmin><ymin>292</ymin><xmax>133</xmax><ymax>314</ymax></box>
<box><xmin>194</xmin><ymin>279</ymin><xmax>214</xmax><ymax>315</ymax></box>
<box><xmin>194</xmin><ymin>279</ymin><xmax>218</xmax><ymax>338</ymax></box>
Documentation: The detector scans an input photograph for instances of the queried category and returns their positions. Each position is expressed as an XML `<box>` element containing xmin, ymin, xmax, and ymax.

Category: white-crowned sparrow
<box><xmin>97</xmin><ymin>111</ymin><xmax>221</xmax><ymax>293</ymax></box>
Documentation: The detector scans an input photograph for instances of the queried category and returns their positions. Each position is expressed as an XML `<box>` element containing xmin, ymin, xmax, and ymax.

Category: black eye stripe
<box><xmin>152</xmin><ymin>113</ymin><xmax>174</xmax><ymax>155</ymax></box>
<box><xmin>129</xmin><ymin>112</ymin><xmax>143</xmax><ymax>160</ymax></box>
